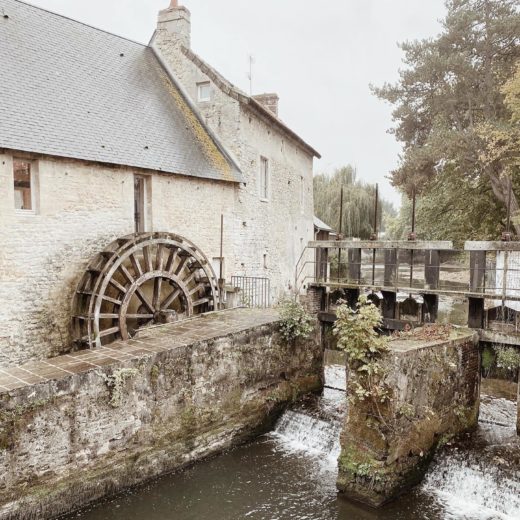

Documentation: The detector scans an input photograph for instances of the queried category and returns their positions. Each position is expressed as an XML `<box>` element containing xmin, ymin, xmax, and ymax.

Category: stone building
<box><xmin>152</xmin><ymin>1</ymin><xmax>321</xmax><ymax>297</ymax></box>
<box><xmin>0</xmin><ymin>0</ymin><xmax>319</xmax><ymax>368</ymax></box>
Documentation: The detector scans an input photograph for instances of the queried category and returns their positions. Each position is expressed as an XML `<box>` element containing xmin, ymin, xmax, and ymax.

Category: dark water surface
<box><xmin>63</xmin><ymin>436</ymin><xmax>447</xmax><ymax>520</ymax></box>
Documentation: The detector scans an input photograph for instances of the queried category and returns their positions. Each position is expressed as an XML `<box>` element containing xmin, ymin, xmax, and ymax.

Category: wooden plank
<box><xmin>309</xmin><ymin>282</ymin><xmax>520</xmax><ymax>303</ymax></box>
<box><xmin>381</xmin><ymin>291</ymin><xmax>397</xmax><ymax>320</ymax></box>
<box><xmin>422</xmin><ymin>294</ymin><xmax>438</xmax><ymax>323</ymax></box>
<box><xmin>348</xmin><ymin>248</ymin><xmax>361</xmax><ymax>283</ymax></box>
<box><xmin>469</xmin><ymin>251</ymin><xmax>486</xmax><ymax>292</ymax></box>
<box><xmin>424</xmin><ymin>250</ymin><xmax>440</xmax><ymax>289</ymax></box>
<box><xmin>465</xmin><ymin>241</ymin><xmax>520</xmax><ymax>251</ymax></box>
<box><xmin>468</xmin><ymin>297</ymin><xmax>485</xmax><ymax>329</ymax></box>
<box><xmin>384</xmin><ymin>249</ymin><xmax>398</xmax><ymax>287</ymax></box>
<box><xmin>308</xmin><ymin>240</ymin><xmax>454</xmax><ymax>250</ymax></box>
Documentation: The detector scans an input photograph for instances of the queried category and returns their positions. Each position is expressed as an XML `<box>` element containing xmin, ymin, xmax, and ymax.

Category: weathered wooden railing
<box><xmin>298</xmin><ymin>239</ymin><xmax>520</xmax><ymax>335</ymax></box>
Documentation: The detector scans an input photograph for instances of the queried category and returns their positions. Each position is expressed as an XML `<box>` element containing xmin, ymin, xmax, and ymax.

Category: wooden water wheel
<box><xmin>73</xmin><ymin>232</ymin><xmax>219</xmax><ymax>348</ymax></box>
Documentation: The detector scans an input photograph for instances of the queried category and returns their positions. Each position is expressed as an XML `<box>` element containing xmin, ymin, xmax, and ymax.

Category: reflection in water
<box><xmin>63</xmin><ymin>367</ymin><xmax>520</xmax><ymax>520</ymax></box>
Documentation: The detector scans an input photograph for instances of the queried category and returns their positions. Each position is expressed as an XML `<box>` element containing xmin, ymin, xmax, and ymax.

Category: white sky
<box><xmin>27</xmin><ymin>0</ymin><xmax>447</xmax><ymax>206</ymax></box>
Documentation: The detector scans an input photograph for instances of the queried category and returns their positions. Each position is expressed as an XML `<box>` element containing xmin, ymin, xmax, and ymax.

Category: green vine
<box><xmin>333</xmin><ymin>295</ymin><xmax>390</xmax><ymax>404</ymax></box>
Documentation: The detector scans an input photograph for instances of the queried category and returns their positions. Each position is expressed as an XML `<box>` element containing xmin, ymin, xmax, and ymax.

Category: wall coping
<box><xmin>0</xmin><ymin>308</ymin><xmax>280</xmax><ymax>395</ymax></box>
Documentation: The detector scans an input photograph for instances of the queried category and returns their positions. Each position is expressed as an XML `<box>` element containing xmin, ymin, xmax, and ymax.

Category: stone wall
<box><xmin>0</xmin><ymin>309</ymin><xmax>323</xmax><ymax>519</ymax></box>
<box><xmin>0</xmin><ymin>152</ymin><xmax>237</xmax><ymax>368</ymax></box>
<box><xmin>337</xmin><ymin>329</ymin><xmax>480</xmax><ymax>507</ymax></box>
<box><xmin>153</xmin><ymin>12</ymin><xmax>316</xmax><ymax>302</ymax></box>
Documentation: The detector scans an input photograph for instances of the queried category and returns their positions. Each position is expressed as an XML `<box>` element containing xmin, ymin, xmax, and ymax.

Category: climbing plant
<box><xmin>278</xmin><ymin>299</ymin><xmax>313</xmax><ymax>343</ymax></box>
<box><xmin>333</xmin><ymin>295</ymin><xmax>389</xmax><ymax>403</ymax></box>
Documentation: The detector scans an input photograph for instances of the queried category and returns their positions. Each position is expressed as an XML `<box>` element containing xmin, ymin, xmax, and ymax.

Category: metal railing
<box><xmin>231</xmin><ymin>276</ymin><xmax>271</xmax><ymax>308</ymax></box>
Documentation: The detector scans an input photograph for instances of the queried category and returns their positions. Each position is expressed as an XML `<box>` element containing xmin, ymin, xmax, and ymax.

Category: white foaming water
<box><xmin>270</xmin><ymin>364</ymin><xmax>347</xmax><ymax>463</ymax></box>
<box><xmin>423</xmin><ymin>453</ymin><xmax>520</xmax><ymax>520</ymax></box>
<box><xmin>324</xmin><ymin>364</ymin><xmax>347</xmax><ymax>391</ymax></box>
<box><xmin>271</xmin><ymin>410</ymin><xmax>342</xmax><ymax>460</ymax></box>
<box><xmin>423</xmin><ymin>395</ymin><xmax>520</xmax><ymax>520</ymax></box>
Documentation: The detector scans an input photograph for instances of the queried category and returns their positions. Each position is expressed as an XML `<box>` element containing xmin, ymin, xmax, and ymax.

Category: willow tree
<box><xmin>374</xmin><ymin>0</ymin><xmax>520</xmax><ymax>237</ymax></box>
<box><xmin>314</xmin><ymin>166</ymin><xmax>395</xmax><ymax>239</ymax></box>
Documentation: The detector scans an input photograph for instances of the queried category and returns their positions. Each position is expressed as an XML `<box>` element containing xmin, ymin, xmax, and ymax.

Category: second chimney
<box><xmin>157</xmin><ymin>1</ymin><xmax>191</xmax><ymax>48</ymax></box>
<box><xmin>253</xmin><ymin>93</ymin><xmax>280</xmax><ymax>117</ymax></box>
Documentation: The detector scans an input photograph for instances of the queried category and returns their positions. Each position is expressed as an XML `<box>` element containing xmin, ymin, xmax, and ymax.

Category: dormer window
<box><xmin>197</xmin><ymin>81</ymin><xmax>211</xmax><ymax>102</ymax></box>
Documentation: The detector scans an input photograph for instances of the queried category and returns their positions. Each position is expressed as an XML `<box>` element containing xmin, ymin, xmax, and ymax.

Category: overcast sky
<box><xmin>28</xmin><ymin>0</ymin><xmax>447</xmax><ymax>206</ymax></box>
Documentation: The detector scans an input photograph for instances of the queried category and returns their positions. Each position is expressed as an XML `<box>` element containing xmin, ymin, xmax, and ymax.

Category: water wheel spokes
<box><xmin>73</xmin><ymin>232</ymin><xmax>219</xmax><ymax>348</ymax></box>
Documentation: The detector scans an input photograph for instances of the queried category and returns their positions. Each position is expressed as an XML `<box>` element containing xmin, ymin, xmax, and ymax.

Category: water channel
<box><xmin>62</xmin><ymin>364</ymin><xmax>520</xmax><ymax>520</ymax></box>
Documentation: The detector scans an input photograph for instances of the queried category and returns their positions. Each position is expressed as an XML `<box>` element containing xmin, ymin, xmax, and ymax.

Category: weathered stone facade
<box><xmin>153</xmin><ymin>4</ymin><xmax>318</xmax><ymax>302</ymax></box>
<box><xmin>0</xmin><ymin>153</ymin><xmax>236</xmax><ymax>368</ymax></box>
<box><xmin>0</xmin><ymin>309</ymin><xmax>323</xmax><ymax>519</ymax></box>
<box><xmin>337</xmin><ymin>329</ymin><xmax>480</xmax><ymax>507</ymax></box>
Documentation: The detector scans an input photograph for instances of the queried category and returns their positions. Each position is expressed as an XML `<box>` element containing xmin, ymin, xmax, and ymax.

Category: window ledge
<box><xmin>260</xmin><ymin>198</ymin><xmax>269</xmax><ymax>203</ymax></box>
<box><xmin>15</xmin><ymin>209</ymin><xmax>37</xmax><ymax>216</ymax></box>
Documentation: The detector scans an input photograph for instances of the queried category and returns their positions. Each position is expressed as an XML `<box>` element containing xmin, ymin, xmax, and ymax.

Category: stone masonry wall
<box><xmin>0</xmin><ymin>309</ymin><xmax>323</xmax><ymax>519</ymax></box>
<box><xmin>153</xmin><ymin>23</ymin><xmax>316</xmax><ymax>302</ymax></box>
<box><xmin>0</xmin><ymin>152</ymin><xmax>237</xmax><ymax>368</ymax></box>
<box><xmin>337</xmin><ymin>330</ymin><xmax>480</xmax><ymax>507</ymax></box>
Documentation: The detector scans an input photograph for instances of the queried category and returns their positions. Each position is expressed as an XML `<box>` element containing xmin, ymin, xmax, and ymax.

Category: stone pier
<box><xmin>337</xmin><ymin>329</ymin><xmax>480</xmax><ymax>507</ymax></box>
<box><xmin>0</xmin><ymin>308</ymin><xmax>323</xmax><ymax>520</ymax></box>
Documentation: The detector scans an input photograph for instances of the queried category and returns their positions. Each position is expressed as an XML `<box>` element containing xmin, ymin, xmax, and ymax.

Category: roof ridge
<box><xmin>9</xmin><ymin>0</ymin><xmax>147</xmax><ymax>47</ymax></box>
<box><xmin>180</xmin><ymin>45</ymin><xmax>321</xmax><ymax>158</ymax></box>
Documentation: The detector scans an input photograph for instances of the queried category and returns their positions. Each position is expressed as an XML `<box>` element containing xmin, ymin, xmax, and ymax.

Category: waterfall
<box><xmin>272</xmin><ymin>410</ymin><xmax>342</xmax><ymax>460</ymax></box>
<box><xmin>423</xmin><ymin>393</ymin><xmax>520</xmax><ymax>520</ymax></box>
<box><xmin>270</xmin><ymin>365</ymin><xmax>347</xmax><ymax>462</ymax></box>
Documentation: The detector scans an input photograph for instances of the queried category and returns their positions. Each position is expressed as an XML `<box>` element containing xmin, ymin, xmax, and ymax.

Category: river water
<box><xmin>63</xmin><ymin>366</ymin><xmax>520</xmax><ymax>520</ymax></box>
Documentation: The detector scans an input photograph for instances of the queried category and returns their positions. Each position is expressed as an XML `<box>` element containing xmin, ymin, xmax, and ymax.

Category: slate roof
<box><xmin>314</xmin><ymin>216</ymin><xmax>333</xmax><ymax>232</ymax></box>
<box><xmin>0</xmin><ymin>0</ymin><xmax>243</xmax><ymax>183</ymax></box>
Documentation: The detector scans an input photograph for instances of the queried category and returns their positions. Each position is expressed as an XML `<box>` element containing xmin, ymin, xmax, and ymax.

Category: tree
<box><xmin>313</xmin><ymin>166</ymin><xmax>396</xmax><ymax>239</ymax></box>
<box><xmin>374</xmin><ymin>0</ymin><xmax>520</xmax><ymax>236</ymax></box>
<box><xmin>478</xmin><ymin>62</ymin><xmax>520</xmax><ymax>231</ymax></box>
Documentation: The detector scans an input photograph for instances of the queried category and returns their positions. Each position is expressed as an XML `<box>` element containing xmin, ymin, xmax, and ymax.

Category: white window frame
<box><xmin>13</xmin><ymin>158</ymin><xmax>38</xmax><ymax>215</ymax></box>
<box><xmin>197</xmin><ymin>81</ymin><xmax>211</xmax><ymax>102</ymax></box>
<box><xmin>259</xmin><ymin>156</ymin><xmax>269</xmax><ymax>202</ymax></box>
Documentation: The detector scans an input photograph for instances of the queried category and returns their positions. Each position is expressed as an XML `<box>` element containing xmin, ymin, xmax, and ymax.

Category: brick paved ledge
<box><xmin>0</xmin><ymin>308</ymin><xmax>280</xmax><ymax>394</ymax></box>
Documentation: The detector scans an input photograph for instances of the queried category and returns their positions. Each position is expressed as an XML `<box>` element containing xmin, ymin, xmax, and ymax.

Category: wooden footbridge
<box><xmin>297</xmin><ymin>239</ymin><xmax>520</xmax><ymax>345</ymax></box>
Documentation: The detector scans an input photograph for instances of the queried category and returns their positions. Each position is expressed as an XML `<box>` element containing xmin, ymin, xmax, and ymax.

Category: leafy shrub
<box><xmin>496</xmin><ymin>347</ymin><xmax>520</xmax><ymax>372</ymax></box>
<box><xmin>481</xmin><ymin>345</ymin><xmax>495</xmax><ymax>377</ymax></box>
<box><xmin>278</xmin><ymin>298</ymin><xmax>313</xmax><ymax>342</ymax></box>
<box><xmin>333</xmin><ymin>295</ymin><xmax>389</xmax><ymax>403</ymax></box>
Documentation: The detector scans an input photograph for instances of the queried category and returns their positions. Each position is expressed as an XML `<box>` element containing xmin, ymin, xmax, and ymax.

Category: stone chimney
<box><xmin>157</xmin><ymin>0</ymin><xmax>191</xmax><ymax>48</ymax></box>
<box><xmin>252</xmin><ymin>93</ymin><xmax>280</xmax><ymax>117</ymax></box>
